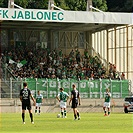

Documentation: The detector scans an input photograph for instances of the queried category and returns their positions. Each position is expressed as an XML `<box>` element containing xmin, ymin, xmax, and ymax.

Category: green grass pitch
<box><xmin>0</xmin><ymin>112</ymin><xmax>133</xmax><ymax>133</ymax></box>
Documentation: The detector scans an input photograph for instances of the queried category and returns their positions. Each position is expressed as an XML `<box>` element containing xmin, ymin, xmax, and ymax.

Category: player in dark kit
<box><xmin>20</xmin><ymin>82</ymin><xmax>36</xmax><ymax>124</ymax></box>
<box><xmin>69</xmin><ymin>84</ymin><xmax>81</xmax><ymax>120</ymax></box>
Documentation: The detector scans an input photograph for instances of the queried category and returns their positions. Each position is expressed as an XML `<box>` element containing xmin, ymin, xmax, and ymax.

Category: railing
<box><xmin>2</xmin><ymin>62</ymin><xmax>17</xmax><ymax>81</ymax></box>
<box><xmin>0</xmin><ymin>78</ymin><xmax>131</xmax><ymax>99</ymax></box>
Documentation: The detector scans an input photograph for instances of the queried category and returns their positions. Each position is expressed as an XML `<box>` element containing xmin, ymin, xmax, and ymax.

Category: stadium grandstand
<box><xmin>0</xmin><ymin>0</ymin><xmax>133</xmax><ymax>113</ymax></box>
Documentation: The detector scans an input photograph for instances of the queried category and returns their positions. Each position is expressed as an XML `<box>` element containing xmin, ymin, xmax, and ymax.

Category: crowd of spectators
<box><xmin>1</xmin><ymin>44</ymin><xmax>125</xmax><ymax>80</ymax></box>
<box><xmin>108</xmin><ymin>63</ymin><xmax>125</xmax><ymax>80</ymax></box>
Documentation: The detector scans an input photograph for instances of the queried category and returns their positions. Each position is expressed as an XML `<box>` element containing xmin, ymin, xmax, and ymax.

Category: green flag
<box><xmin>21</xmin><ymin>60</ymin><xmax>27</xmax><ymax>65</ymax></box>
<box><xmin>17</xmin><ymin>60</ymin><xmax>27</xmax><ymax>68</ymax></box>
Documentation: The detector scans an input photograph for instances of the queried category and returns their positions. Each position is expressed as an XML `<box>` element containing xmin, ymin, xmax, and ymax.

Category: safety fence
<box><xmin>0</xmin><ymin>78</ymin><xmax>131</xmax><ymax>99</ymax></box>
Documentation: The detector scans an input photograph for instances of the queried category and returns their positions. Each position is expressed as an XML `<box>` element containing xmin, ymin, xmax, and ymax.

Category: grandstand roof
<box><xmin>0</xmin><ymin>8</ymin><xmax>132</xmax><ymax>32</ymax></box>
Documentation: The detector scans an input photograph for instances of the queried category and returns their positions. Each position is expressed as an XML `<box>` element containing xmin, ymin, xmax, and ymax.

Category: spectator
<box><xmin>76</xmin><ymin>51</ymin><xmax>81</xmax><ymax>64</ymax></box>
<box><xmin>2</xmin><ymin>46</ymin><xmax>124</xmax><ymax>81</ymax></box>
<box><xmin>121</xmin><ymin>72</ymin><xmax>125</xmax><ymax>80</ymax></box>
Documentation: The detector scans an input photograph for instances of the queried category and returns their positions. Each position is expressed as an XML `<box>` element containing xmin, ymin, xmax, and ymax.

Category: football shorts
<box><xmin>60</xmin><ymin>101</ymin><xmax>67</xmax><ymax>108</ymax></box>
<box><xmin>36</xmin><ymin>103</ymin><xmax>42</xmax><ymax>107</ymax></box>
<box><xmin>103</xmin><ymin>102</ymin><xmax>110</xmax><ymax>108</ymax></box>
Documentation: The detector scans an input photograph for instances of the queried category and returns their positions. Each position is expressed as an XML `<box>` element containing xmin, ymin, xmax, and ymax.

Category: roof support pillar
<box><xmin>86</xmin><ymin>31</ymin><xmax>92</xmax><ymax>56</ymax></box>
<box><xmin>47</xmin><ymin>30</ymin><xmax>53</xmax><ymax>50</ymax></box>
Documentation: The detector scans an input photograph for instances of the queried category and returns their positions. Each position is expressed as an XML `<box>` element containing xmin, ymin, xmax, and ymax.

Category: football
<box><xmin>57</xmin><ymin>114</ymin><xmax>60</xmax><ymax>118</ymax></box>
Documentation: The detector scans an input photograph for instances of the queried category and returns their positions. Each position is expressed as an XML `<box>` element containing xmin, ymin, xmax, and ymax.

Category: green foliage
<box><xmin>0</xmin><ymin>0</ymin><xmax>132</xmax><ymax>12</ymax></box>
<box><xmin>0</xmin><ymin>0</ymin><xmax>4</xmax><ymax>7</ymax></box>
<box><xmin>0</xmin><ymin>0</ymin><xmax>107</xmax><ymax>11</ymax></box>
<box><xmin>0</xmin><ymin>0</ymin><xmax>48</xmax><ymax>9</ymax></box>
<box><xmin>93</xmin><ymin>0</ymin><xmax>108</xmax><ymax>11</ymax></box>
<box><xmin>1</xmin><ymin>0</ymin><xmax>8</xmax><ymax>8</ymax></box>
<box><xmin>54</xmin><ymin>0</ymin><xmax>69</xmax><ymax>10</ymax></box>
<box><xmin>65</xmin><ymin>0</ymin><xmax>86</xmax><ymax>11</ymax></box>
<box><xmin>26</xmin><ymin>0</ymin><xmax>48</xmax><ymax>9</ymax></box>
<box><xmin>122</xmin><ymin>1</ymin><xmax>133</xmax><ymax>12</ymax></box>
<box><xmin>14</xmin><ymin>0</ymin><xmax>28</xmax><ymax>8</ymax></box>
<box><xmin>107</xmin><ymin>0</ymin><xmax>133</xmax><ymax>12</ymax></box>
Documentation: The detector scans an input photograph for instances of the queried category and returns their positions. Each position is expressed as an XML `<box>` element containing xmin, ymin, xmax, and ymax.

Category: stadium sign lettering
<box><xmin>0</xmin><ymin>9</ymin><xmax>64</xmax><ymax>21</ymax></box>
<box><xmin>11</xmin><ymin>10</ymin><xmax>64</xmax><ymax>20</ymax></box>
<box><xmin>27</xmin><ymin>78</ymin><xmax>129</xmax><ymax>98</ymax></box>
<box><xmin>104</xmin><ymin>83</ymin><xmax>111</xmax><ymax>89</ymax></box>
<box><xmin>0</xmin><ymin>9</ymin><xmax>8</xmax><ymax>18</ymax></box>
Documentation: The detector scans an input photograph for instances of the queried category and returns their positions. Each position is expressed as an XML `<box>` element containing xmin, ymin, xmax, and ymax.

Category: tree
<box><xmin>54</xmin><ymin>0</ymin><xmax>69</xmax><ymax>10</ymax></box>
<box><xmin>107</xmin><ymin>0</ymin><xmax>133</xmax><ymax>12</ymax></box>
<box><xmin>0</xmin><ymin>0</ymin><xmax>48</xmax><ymax>9</ymax></box>
<box><xmin>0</xmin><ymin>0</ymin><xmax>4</xmax><ymax>7</ymax></box>
<box><xmin>26</xmin><ymin>0</ymin><xmax>48</xmax><ymax>9</ymax></box>
<box><xmin>121</xmin><ymin>1</ymin><xmax>133</xmax><ymax>12</ymax></box>
<box><xmin>65</xmin><ymin>0</ymin><xmax>86</xmax><ymax>11</ymax></box>
<box><xmin>1</xmin><ymin>0</ymin><xmax>8</xmax><ymax>8</ymax></box>
<box><xmin>0</xmin><ymin>0</ymin><xmax>108</xmax><ymax>12</ymax></box>
<box><xmin>92</xmin><ymin>0</ymin><xmax>108</xmax><ymax>12</ymax></box>
<box><xmin>15</xmin><ymin>0</ymin><xmax>29</xmax><ymax>8</ymax></box>
<box><xmin>64</xmin><ymin>0</ymin><xmax>107</xmax><ymax>11</ymax></box>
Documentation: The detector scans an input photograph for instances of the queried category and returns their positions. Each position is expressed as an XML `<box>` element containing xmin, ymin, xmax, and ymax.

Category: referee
<box><xmin>69</xmin><ymin>84</ymin><xmax>81</xmax><ymax>120</ymax></box>
<box><xmin>20</xmin><ymin>82</ymin><xmax>36</xmax><ymax>124</ymax></box>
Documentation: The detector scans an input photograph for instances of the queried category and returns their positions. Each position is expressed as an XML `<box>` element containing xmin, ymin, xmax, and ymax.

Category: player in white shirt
<box><xmin>35</xmin><ymin>91</ymin><xmax>43</xmax><ymax>115</ymax></box>
<box><xmin>56</xmin><ymin>88</ymin><xmax>69</xmax><ymax>118</ymax></box>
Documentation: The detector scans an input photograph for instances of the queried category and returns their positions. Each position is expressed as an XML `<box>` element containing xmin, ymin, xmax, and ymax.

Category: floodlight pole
<box><xmin>86</xmin><ymin>0</ymin><xmax>104</xmax><ymax>12</ymax></box>
<box><xmin>8</xmin><ymin>0</ymin><xmax>14</xmax><ymax>8</ymax></box>
<box><xmin>48</xmin><ymin>0</ymin><xmax>64</xmax><ymax>11</ymax></box>
<box><xmin>48</xmin><ymin>0</ymin><xmax>54</xmax><ymax>10</ymax></box>
<box><xmin>51</xmin><ymin>4</ymin><xmax>65</xmax><ymax>11</ymax></box>
<box><xmin>90</xmin><ymin>5</ymin><xmax>104</xmax><ymax>13</ymax></box>
<box><xmin>86</xmin><ymin>0</ymin><xmax>92</xmax><ymax>11</ymax></box>
<box><xmin>8</xmin><ymin>0</ymin><xmax>24</xmax><ymax>9</ymax></box>
<box><xmin>13</xmin><ymin>3</ymin><xmax>24</xmax><ymax>9</ymax></box>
